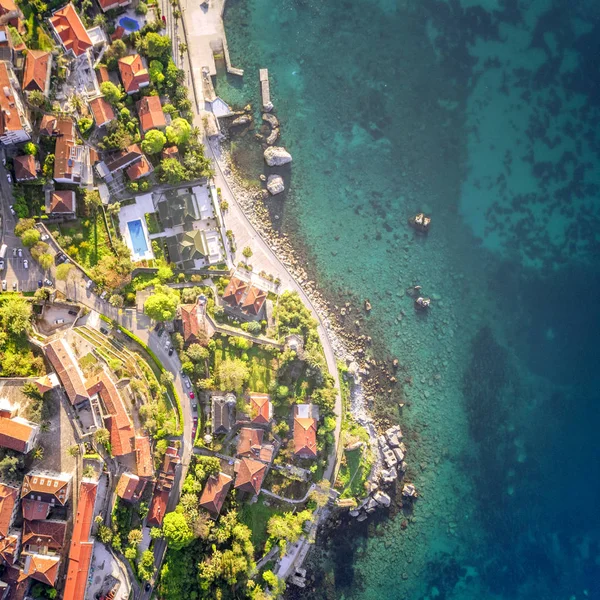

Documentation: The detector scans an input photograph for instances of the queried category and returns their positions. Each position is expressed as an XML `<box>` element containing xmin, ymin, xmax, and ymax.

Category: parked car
<box><xmin>37</xmin><ymin>280</ymin><xmax>42</xmax><ymax>288</ymax></box>
<box><xmin>55</xmin><ymin>253</ymin><xmax>67</xmax><ymax>265</ymax></box>
<box><xmin>23</xmin><ymin>259</ymin><xmax>28</xmax><ymax>269</ymax></box>
<box><xmin>189</xmin><ymin>392</ymin><xmax>195</xmax><ymax>400</ymax></box>
<box><xmin>40</xmin><ymin>233</ymin><xmax>49</xmax><ymax>241</ymax></box>
<box><xmin>185</xmin><ymin>379</ymin><xmax>191</xmax><ymax>389</ymax></box>
<box><xmin>154</xmin><ymin>323</ymin><xmax>162</xmax><ymax>331</ymax></box>
<box><xmin>100</xmin><ymin>327</ymin><xmax>109</xmax><ymax>335</ymax></box>
<box><xmin>86</xmin><ymin>279</ymin><xmax>94</xmax><ymax>289</ymax></box>
<box><xmin>165</xmin><ymin>340</ymin><xmax>171</xmax><ymax>349</ymax></box>
<box><xmin>9</xmin><ymin>205</ymin><xmax>15</xmax><ymax>216</ymax></box>
<box><xmin>168</xmin><ymin>347</ymin><xmax>174</xmax><ymax>356</ymax></box>
<box><xmin>157</xmin><ymin>328</ymin><xmax>164</xmax><ymax>337</ymax></box>
<box><xmin>55</xmin><ymin>319</ymin><xmax>64</xmax><ymax>325</ymax></box>
<box><xmin>12</xmin><ymin>282</ymin><xmax>16</xmax><ymax>290</ymax></box>
<box><xmin>1</xmin><ymin>280</ymin><xmax>5</xmax><ymax>291</ymax></box>
<box><xmin>192</xmin><ymin>402</ymin><xmax>197</xmax><ymax>411</ymax></box>
<box><xmin>68</xmin><ymin>310</ymin><xmax>78</xmax><ymax>316</ymax></box>
<box><xmin>100</xmin><ymin>291</ymin><xmax>107</xmax><ymax>300</ymax></box>
<box><xmin>17</xmin><ymin>248</ymin><xmax>22</xmax><ymax>257</ymax></box>
<box><xmin>193</xmin><ymin>417</ymin><xmax>198</xmax><ymax>425</ymax></box>
<box><xmin>44</xmin><ymin>278</ymin><xmax>53</xmax><ymax>287</ymax></box>
<box><xmin>12</xmin><ymin>248</ymin><xmax>16</xmax><ymax>257</ymax></box>
<box><xmin>6</xmin><ymin>172</ymin><xmax>11</xmax><ymax>184</ymax></box>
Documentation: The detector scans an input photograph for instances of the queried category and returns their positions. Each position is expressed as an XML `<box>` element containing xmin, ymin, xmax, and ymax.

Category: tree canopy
<box><xmin>162</xmin><ymin>511</ymin><xmax>194</xmax><ymax>550</ymax></box>
<box><xmin>143</xmin><ymin>284</ymin><xmax>179</xmax><ymax>321</ymax></box>
<box><xmin>100</xmin><ymin>81</ymin><xmax>124</xmax><ymax>104</ymax></box>
<box><xmin>0</xmin><ymin>296</ymin><xmax>32</xmax><ymax>334</ymax></box>
<box><xmin>158</xmin><ymin>157</ymin><xmax>187</xmax><ymax>184</ymax></box>
<box><xmin>217</xmin><ymin>358</ymin><xmax>249</xmax><ymax>392</ymax></box>
<box><xmin>166</xmin><ymin>117</ymin><xmax>191</xmax><ymax>146</ymax></box>
<box><xmin>21</xmin><ymin>228</ymin><xmax>41</xmax><ymax>248</ymax></box>
<box><xmin>141</xmin><ymin>129</ymin><xmax>167</xmax><ymax>154</ymax></box>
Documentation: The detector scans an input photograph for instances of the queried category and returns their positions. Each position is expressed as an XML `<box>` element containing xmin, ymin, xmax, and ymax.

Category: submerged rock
<box><xmin>409</xmin><ymin>212</ymin><xmax>431</xmax><ymax>233</ymax></box>
<box><xmin>267</xmin><ymin>174</ymin><xmax>285</xmax><ymax>195</ymax></box>
<box><xmin>402</xmin><ymin>483</ymin><xmax>418</xmax><ymax>498</ymax></box>
<box><xmin>231</xmin><ymin>114</ymin><xmax>252</xmax><ymax>127</ymax></box>
<box><xmin>266</xmin><ymin>127</ymin><xmax>280</xmax><ymax>145</ymax></box>
<box><xmin>415</xmin><ymin>297</ymin><xmax>431</xmax><ymax>311</ymax></box>
<box><xmin>263</xmin><ymin>113</ymin><xmax>280</xmax><ymax>128</ymax></box>
<box><xmin>264</xmin><ymin>146</ymin><xmax>292</xmax><ymax>166</ymax></box>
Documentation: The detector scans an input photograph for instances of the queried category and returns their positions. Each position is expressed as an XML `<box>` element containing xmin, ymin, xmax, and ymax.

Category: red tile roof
<box><xmin>126</xmin><ymin>153</ymin><xmax>153</xmax><ymax>180</ymax></box>
<box><xmin>49</xmin><ymin>3</ymin><xmax>92</xmax><ymax>57</ymax></box>
<box><xmin>14</xmin><ymin>155</ymin><xmax>37</xmax><ymax>181</ymax></box>
<box><xmin>86</xmin><ymin>372</ymin><xmax>134</xmax><ymax>457</ymax></box>
<box><xmin>0</xmin><ymin>0</ymin><xmax>18</xmax><ymax>15</ymax></box>
<box><xmin>39</xmin><ymin>114</ymin><xmax>57</xmax><ymax>136</ymax></box>
<box><xmin>48</xmin><ymin>190</ymin><xmax>75</xmax><ymax>214</ymax></box>
<box><xmin>98</xmin><ymin>0</ymin><xmax>130</xmax><ymax>11</ymax></box>
<box><xmin>89</xmin><ymin>96</ymin><xmax>115</xmax><ymax>127</ymax></box>
<box><xmin>35</xmin><ymin>374</ymin><xmax>58</xmax><ymax>394</ymax></box>
<box><xmin>118</xmin><ymin>54</ymin><xmax>149</xmax><ymax>94</ymax></box>
<box><xmin>22</xmin><ymin>49</ymin><xmax>50</xmax><ymax>94</ymax></box>
<box><xmin>0</xmin><ymin>62</ymin><xmax>27</xmax><ymax>136</ymax></box>
<box><xmin>52</xmin><ymin>117</ymin><xmax>79</xmax><ymax>183</ymax></box>
<box><xmin>179</xmin><ymin>303</ymin><xmax>206</xmax><ymax>344</ymax></box>
<box><xmin>96</xmin><ymin>65</ymin><xmax>110</xmax><ymax>84</ymax></box>
<box><xmin>199</xmin><ymin>472</ymin><xmax>232</xmax><ymax>517</ymax></box>
<box><xmin>116</xmin><ymin>472</ymin><xmax>145</xmax><ymax>502</ymax></box>
<box><xmin>0</xmin><ymin>533</ymin><xmax>20</xmax><ymax>565</ymax></box>
<box><xmin>242</xmin><ymin>286</ymin><xmax>267</xmax><ymax>315</ymax></box>
<box><xmin>22</xmin><ymin>519</ymin><xmax>67</xmax><ymax>552</ymax></box>
<box><xmin>248</xmin><ymin>393</ymin><xmax>272</xmax><ymax>425</ymax></box>
<box><xmin>111</xmin><ymin>25</ymin><xmax>125</xmax><ymax>41</ymax></box>
<box><xmin>162</xmin><ymin>146</ymin><xmax>179</xmax><ymax>160</ymax></box>
<box><xmin>234</xmin><ymin>457</ymin><xmax>266</xmax><ymax>495</ymax></box>
<box><xmin>293</xmin><ymin>416</ymin><xmax>317</xmax><ymax>458</ymax></box>
<box><xmin>19</xmin><ymin>554</ymin><xmax>60</xmax><ymax>586</ymax></box>
<box><xmin>21</xmin><ymin>472</ymin><xmax>71</xmax><ymax>509</ymax></box>
<box><xmin>0</xmin><ymin>483</ymin><xmax>18</xmax><ymax>538</ymax></box>
<box><xmin>222</xmin><ymin>277</ymin><xmax>248</xmax><ymax>307</ymax></box>
<box><xmin>0</xmin><ymin>414</ymin><xmax>37</xmax><ymax>453</ymax></box>
<box><xmin>137</xmin><ymin>95</ymin><xmax>166</xmax><ymax>133</ymax></box>
<box><xmin>44</xmin><ymin>338</ymin><xmax>88</xmax><ymax>404</ymax></box>
<box><xmin>236</xmin><ymin>427</ymin><xmax>263</xmax><ymax>458</ymax></box>
<box><xmin>63</xmin><ymin>480</ymin><xmax>97</xmax><ymax>600</ymax></box>
<box><xmin>21</xmin><ymin>499</ymin><xmax>51</xmax><ymax>521</ymax></box>
<box><xmin>147</xmin><ymin>488</ymin><xmax>169</xmax><ymax>527</ymax></box>
<box><xmin>135</xmin><ymin>436</ymin><xmax>154</xmax><ymax>479</ymax></box>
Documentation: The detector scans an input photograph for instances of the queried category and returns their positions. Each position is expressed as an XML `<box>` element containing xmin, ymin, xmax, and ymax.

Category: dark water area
<box><xmin>219</xmin><ymin>0</ymin><xmax>600</xmax><ymax>598</ymax></box>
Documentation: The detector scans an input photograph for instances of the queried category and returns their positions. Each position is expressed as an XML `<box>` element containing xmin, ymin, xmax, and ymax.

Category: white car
<box><xmin>41</xmin><ymin>234</ymin><xmax>49</xmax><ymax>241</ymax></box>
<box><xmin>12</xmin><ymin>248</ymin><xmax>16</xmax><ymax>257</ymax></box>
<box><xmin>44</xmin><ymin>278</ymin><xmax>53</xmax><ymax>287</ymax></box>
<box><xmin>9</xmin><ymin>205</ymin><xmax>15</xmax><ymax>216</ymax></box>
<box><xmin>23</xmin><ymin>259</ymin><xmax>28</xmax><ymax>269</ymax></box>
<box><xmin>185</xmin><ymin>379</ymin><xmax>191</xmax><ymax>389</ymax></box>
<box><xmin>17</xmin><ymin>248</ymin><xmax>22</xmax><ymax>257</ymax></box>
<box><xmin>6</xmin><ymin>173</ymin><xmax>11</xmax><ymax>184</ymax></box>
<box><xmin>1</xmin><ymin>280</ymin><xmax>5</xmax><ymax>291</ymax></box>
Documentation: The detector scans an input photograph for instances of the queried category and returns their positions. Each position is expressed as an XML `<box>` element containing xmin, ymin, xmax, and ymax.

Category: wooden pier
<box><xmin>260</xmin><ymin>68</ymin><xmax>273</xmax><ymax>112</ymax></box>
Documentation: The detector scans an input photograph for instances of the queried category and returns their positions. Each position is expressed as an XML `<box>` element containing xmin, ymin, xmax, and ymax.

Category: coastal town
<box><xmin>0</xmin><ymin>0</ymin><xmax>416</xmax><ymax>598</ymax></box>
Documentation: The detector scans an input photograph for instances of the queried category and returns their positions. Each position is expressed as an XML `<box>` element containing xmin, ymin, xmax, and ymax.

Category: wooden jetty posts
<box><xmin>260</xmin><ymin>68</ymin><xmax>273</xmax><ymax>112</ymax></box>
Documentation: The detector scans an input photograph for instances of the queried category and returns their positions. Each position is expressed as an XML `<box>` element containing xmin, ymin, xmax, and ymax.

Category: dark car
<box><xmin>68</xmin><ymin>310</ymin><xmax>78</xmax><ymax>316</ymax></box>
<box><xmin>157</xmin><ymin>328</ymin><xmax>164</xmax><ymax>337</ymax></box>
<box><xmin>100</xmin><ymin>327</ymin><xmax>109</xmax><ymax>335</ymax></box>
<box><xmin>145</xmin><ymin>583</ymin><xmax>151</xmax><ymax>592</ymax></box>
<box><xmin>37</xmin><ymin>280</ymin><xmax>43</xmax><ymax>288</ymax></box>
<box><xmin>168</xmin><ymin>347</ymin><xmax>174</xmax><ymax>356</ymax></box>
<box><xmin>55</xmin><ymin>252</ymin><xmax>67</xmax><ymax>265</ymax></box>
<box><xmin>154</xmin><ymin>323</ymin><xmax>161</xmax><ymax>331</ymax></box>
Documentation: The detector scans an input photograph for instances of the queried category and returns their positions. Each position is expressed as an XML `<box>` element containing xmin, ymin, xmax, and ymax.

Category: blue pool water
<box><xmin>118</xmin><ymin>16</ymin><xmax>140</xmax><ymax>32</ymax></box>
<box><xmin>127</xmin><ymin>219</ymin><xmax>148</xmax><ymax>257</ymax></box>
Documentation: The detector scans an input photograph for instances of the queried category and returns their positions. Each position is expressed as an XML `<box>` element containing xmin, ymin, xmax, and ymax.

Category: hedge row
<box><xmin>108</xmin><ymin>319</ymin><xmax>184</xmax><ymax>436</ymax></box>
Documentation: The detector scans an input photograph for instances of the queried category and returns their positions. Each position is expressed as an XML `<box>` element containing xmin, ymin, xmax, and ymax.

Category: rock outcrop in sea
<box><xmin>266</xmin><ymin>174</ymin><xmax>285</xmax><ymax>195</ymax></box>
<box><xmin>264</xmin><ymin>146</ymin><xmax>292</xmax><ymax>166</ymax></box>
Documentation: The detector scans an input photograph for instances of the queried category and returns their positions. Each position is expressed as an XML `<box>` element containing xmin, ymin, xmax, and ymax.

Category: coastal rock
<box><xmin>231</xmin><ymin>114</ymin><xmax>252</xmax><ymax>127</ymax></box>
<box><xmin>373</xmin><ymin>491</ymin><xmax>391</xmax><ymax>507</ymax></box>
<box><xmin>357</xmin><ymin>513</ymin><xmax>368</xmax><ymax>522</ymax></box>
<box><xmin>383</xmin><ymin>448</ymin><xmax>398</xmax><ymax>469</ymax></box>
<box><xmin>349</xmin><ymin>510</ymin><xmax>360</xmax><ymax>518</ymax></box>
<box><xmin>266</xmin><ymin>127</ymin><xmax>280</xmax><ymax>145</ymax></box>
<box><xmin>264</xmin><ymin>146</ymin><xmax>292</xmax><ymax>166</ymax></box>
<box><xmin>267</xmin><ymin>174</ymin><xmax>285</xmax><ymax>195</ymax></box>
<box><xmin>263</xmin><ymin>113</ymin><xmax>280</xmax><ymax>128</ymax></box>
<box><xmin>402</xmin><ymin>483</ymin><xmax>418</xmax><ymax>499</ymax></box>
<box><xmin>380</xmin><ymin>467</ymin><xmax>397</xmax><ymax>484</ymax></box>
<box><xmin>365</xmin><ymin>498</ymin><xmax>378</xmax><ymax>513</ymax></box>
<box><xmin>385</xmin><ymin>426</ymin><xmax>403</xmax><ymax>447</ymax></box>
<box><xmin>393</xmin><ymin>447</ymin><xmax>405</xmax><ymax>462</ymax></box>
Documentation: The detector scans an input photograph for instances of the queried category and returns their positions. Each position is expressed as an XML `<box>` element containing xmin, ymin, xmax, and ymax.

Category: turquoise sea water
<box><xmin>219</xmin><ymin>1</ymin><xmax>600</xmax><ymax>598</ymax></box>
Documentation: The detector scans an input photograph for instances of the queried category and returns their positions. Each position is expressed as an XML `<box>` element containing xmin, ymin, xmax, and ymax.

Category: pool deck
<box><xmin>118</xmin><ymin>194</ymin><xmax>155</xmax><ymax>262</ymax></box>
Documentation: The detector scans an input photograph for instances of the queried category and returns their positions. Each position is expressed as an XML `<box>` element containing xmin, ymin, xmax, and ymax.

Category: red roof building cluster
<box><xmin>222</xmin><ymin>277</ymin><xmax>267</xmax><ymax>316</ymax></box>
<box><xmin>49</xmin><ymin>3</ymin><xmax>92</xmax><ymax>57</ymax></box>
<box><xmin>199</xmin><ymin>472</ymin><xmax>232</xmax><ymax>518</ymax></box>
<box><xmin>89</xmin><ymin>96</ymin><xmax>115</xmax><ymax>128</ymax></box>
<box><xmin>118</xmin><ymin>54</ymin><xmax>149</xmax><ymax>94</ymax></box>
<box><xmin>248</xmin><ymin>393</ymin><xmax>273</xmax><ymax>425</ymax></box>
<box><xmin>44</xmin><ymin>339</ymin><xmax>88</xmax><ymax>405</ymax></box>
<box><xmin>234</xmin><ymin>457</ymin><xmax>267</xmax><ymax>495</ymax></box>
<box><xmin>293</xmin><ymin>405</ymin><xmax>318</xmax><ymax>459</ymax></box>
<box><xmin>22</xmin><ymin>49</ymin><xmax>51</xmax><ymax>95</ymax></box>
<box><xmin>137</xmin><ymin>95</ymin><xmax>166</xmax><ymax>133</ymax></box>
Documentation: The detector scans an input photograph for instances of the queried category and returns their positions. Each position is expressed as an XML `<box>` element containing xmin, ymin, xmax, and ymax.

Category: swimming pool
<box><xmin>127</xmin><ymin>219</ymin><xmax>148</xmax><ymax>257</ymax></box>
<box><xmin>118</xmin><ymin>16</ymin><xmax>140</xmax><ymax>32</ymax></box>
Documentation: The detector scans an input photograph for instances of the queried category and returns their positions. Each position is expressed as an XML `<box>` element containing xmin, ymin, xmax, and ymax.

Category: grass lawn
<box><xmin>213</xmin><ymin>338</ymin><xmax>276</xmax><ymax>393</ymax></box>
<box><xmin>49</xmin><ymin>212</ymin><xmax>112</xmax><ymax>270</ymax></box>
<box><xmin>238</xmin><ymin>497</ymin><xmax>282</xmax><ymax>552</ymax></box>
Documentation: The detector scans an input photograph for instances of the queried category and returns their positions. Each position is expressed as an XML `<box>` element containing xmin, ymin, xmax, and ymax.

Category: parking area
<box><xmin>36</xmin><ymin>303</ymin><xmax>80</xmax><ymax>336</ymax></box>
<box><xmin>1</xmin><ymin>233</ymin><xmax>44</xmax><ymax>292</ymax></box>
<box><xmin>87</xmin><ymin>543</ymin><xmax>131</xmax><ymax>600</ymax></box>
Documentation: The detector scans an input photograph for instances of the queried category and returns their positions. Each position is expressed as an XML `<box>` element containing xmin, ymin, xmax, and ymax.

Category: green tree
<box><xmin>56</xmin><ymin>263</ymin><xmax>74</xmax><ymax>282</ymax></box>
<box><xmin>97</xmin><ymin>525</ymin><xmax>113</xmax><ymax>544</ymax></box>
<box><xmin>162</xmin><ymin>511</ymin><xmax>194</xmax><ymax>550</ymax></box>
<box><xmin>187</xmin><ymin>344</ymin><xmax>208</xmax><ymax>362</ymax></box>
<box><xmin>143</xmin><ymin>284</ymin><xmax>179</xmax><ymax>321</ymax></box>
<box><xmin>138</xmin><ymin>549</ymin><xmax>155</xmax><ymax>581</ymax></box>
<box><xmin>38</xmin><ymin>253</ymin><xmax>54</xmax><ymax>271</ymax></box>
<box><xmin>263</xmin><ymin>570</ymin><xmax>286</xmax><ymax>597</ymax></box>
<box><xmin>158</xmin><ymin>157</ymin><xmax>187</xmax><ymax>184</ymax></box>
<box><xmin>42</xmin><ymin>154</ymin><xmax>54</xmax><ymax>178</ymax></box>
<box><xmin>149</xmin><ymin>59</ymin><xmax>165</xmax><ymax>85</ymax></box>
<box><xmin>142</xmin><ymin>32</ymin><xmax>172</xmax><ymax>58</ymax></box>
<box><xmin>128</xmin><ymin>529</ymin><xmax>143</xmax><ymax>546</ymax></box>
<box><xmin>141</xmin><ymin>129</ymin><xmax>167</xmax><ymax>155</ymax></box>
<box><xmin>28</xmin><ymin>90</ymin><xmax>46</xmax><ymax>108</ymax></box>
<box><xmin>0</xmin><ymin>455</ymin><xmax>21</xmax><ymax>479</ymax></box>
<box><xmin>68</xmin><ymin>445</ymin><xmax>80</xmax><ymax>457</ymax></box>
<box><xmin>156</xmin><ymin>264</ymin><xmax>173</xmax><ymax>282</ymax></box>
<box><xmin>94</xmin><ymin>428</ymin><xmax>110</xmax><ymax>446</ymax></box>
<box><xmin>78</xmin><ymin>117</ymin><xmax>93</xmax><ymax>135</ymax></box>
<box><xmin>23</xmin><ymin>142</ymin><xmax>37</xmax><ymax>156</ymax></box>
<box><xmin>14</xmin><ymin>218</ymin><xmax>36</xmax><ymax>236</ymax></box>
<box><xmin>109</xmin><ymin>294</ymin><xmax>124</xmax><ymax>308</ymax></box>
<box><xmin>242</xmin><ymin>246</ymin><xmax>253</xmax><ymax>259</ymax></box>
<box><xmin>149</xmin><ymin>527</ymin><xmax>163</xmax><ymax>540</ymax></box>
<box><xmin>21</xmin><ymin>228</ymin><xmax>41</xmax><ymax>247</ymax></box>
<box><xmin>266</xmin><ymin>510</ymin><xmax>312</xmax><ymax>553</ymax></box>
<box><xmin>0</xmin><ymin>296</ymin><xmax>32</xmax><ymax>334</ymax></box>
<box><xmin>100</xmin><ymin>81</ymin><xmax>124</xmax><ymax>104</ymax></box>
<box><xmin>22</xmin><ymin>381</ymin><xmax>43</xmax><ymax>401</ymax></box>
<box><xmin>165</xmin><ymin>117</ymin><xmax>191</xmax><ymax>146</ymax></box>
<box><xmin>217</xmin><ymin>358</ymin><xmax>249</xmax><ymax>392</ymax></box>
<box><xmin>83</xmin><ymin>189</ymin><xmax>102</xmax><ymax>213</ymax></box>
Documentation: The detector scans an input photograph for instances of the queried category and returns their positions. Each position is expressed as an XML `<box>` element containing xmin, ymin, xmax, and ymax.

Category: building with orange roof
<box><xmin>135</xmin><ymin>436</ymin><xmax>154</xmax><ymax>479</ymax></box>
<box><xmin>49</xmin><ymin>3</ymin><xmax>92</xmax><ymax>57</ymax></box>
<box><xmin>89</xmin><ymin>96</ymin><xmax>115</xmax><ymax>128</ymax></box>
<box><xmin>162</xmin><ymin>145</ymin><xmax>179</xmax><ymax>160</ymax></box>
<box><xmin>248</xmin><ymin>393</ymin><xmax>273</xmax><ymax>425</ymax></box>
<box><xmin>293</xmin><ymin>404</ymin><xmax>318</xmax><ymax>459</ymax></box>
<box><xmin>116</xmin><ymin>472</ymin><xmax>146</xmax><ymax>502</ymax></box>
<box><xmin>137</xmin><ymin>95</ymin><xmax>166</xmax><ymax>134</ymax></box>
<box><xmin>45</xmin><ymin>190</ymin><xmax>76</xmax><ymax>217</ymax></box>
<box><xmin>178</xmin><ymin>302</ymin><xmax>208</xmax><ymax>346</ymax></box>
<box><xmin>222</xmin><ymin>277</ymin><xmax>248</xmax><ymax>307</ymax></box>
<box><xmin>118</xmin><ymin>54</ymin><xmax>150</xmax><ymax>94</ymax></box>
<box><xmin>126</xmin><ymin>153</ymin><xmax>153</xmax><ymax>180</ymax></box>
<box><xmin>236</xmin><ymin>427</ymin><xmax>264</xmax><ymax>458</ymax></box>
<box><xmin>0</xmin><ymin>399</ymin><xmax>39</xmax><ymax>454</ymax></box>
<box><xmin>18</xmin><ymin>553</ymin><xmax>60</xmax><ymax>586</ymax></box>
<box><xmin>146</xmin><ymin>488</ymin><xmax>169</xmax><ymax>527</ymax></box>
<box><xmin>39</xmin><ymin>114</ymin><xmax>57</xmax><ymax>136</ymax></box>
<box><xmin>22</xmin><ymin>520</ymin><xmax>67</xmax><ymax>555</ymax></box>
<box><xmin>241</xmin><ymin>286</ymin><xmax>267</xmax><ymax>316</ymax></box>
<box><xmin>0</xmin><ymin>532</ymin><xmax>20</xmax><ymax>565</ymax></box>
<box><xmin>52</xmin><ymin>117</ymin><xmax>91</xmax><ymax>185</ymax></box>
<box><xmin>0</xmin><ymin>62</ymin><xmax>31</xmax><ymax>145</ymax></box>
<box><xmin>0</xmin><ymin>0</ymin><xmax>22</xmax><ymax>27</ymax></box>
<box><xmin>95</xmin><ymin>64</ymin><xmax>110</xmax><ymax>86</ymax></box>
<box><xmin>44</xmin><ymin>339</ymin><xmax>88</xmax><ymax>405</ymax></box>
<box><xmin>199</xmin><ymin>472</ymin><xmax>232</xmax><ymax>518</ymax></box>
<box><xmin>22</xmin><ymin>49</ymin><xmax>51</xmax><ymax>95</ymax></box>
<box><xmin>62</xmin><ymin>479</ymin><xmax>97</xmax><ymax>600</ymax></box>
<box><xmin>86</xmin><ymin>371</ymin><xmax>134</xmax><ymax>457</ymax></box>
<box><xmin>34</xmin><ymin>373</ymin><xmax>60</xmax><ymax>395</ymax></box>
<box><xmin>20</xmin><ymin>471</ymin><xmax>72</xmax><ymax>521</ymax></box>
<box><xmin>234</xmin><ymin>457</ymin><xmax>267</xmax><ymax>495</ymax></box>
<box><xmin>0</xmin><ymin>483</ymin><xmax>19</xmax><ymax>539</ymax></box>
<box><xmin>13</xmin><ymin>155</ymin><xmax>37</xmax><ymax>182</ymax></box>
<box><xmin>97</xmin><ymin>0</ymin><xmax>130</xmax><ymax>12</ymax></box>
